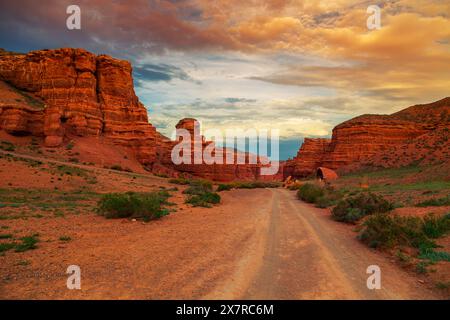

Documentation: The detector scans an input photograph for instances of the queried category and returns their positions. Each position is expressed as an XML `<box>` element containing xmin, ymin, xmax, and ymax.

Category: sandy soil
<box><xmin>0</xmin><ymin>186</ymin><xmax>445</xmax><ymax>299</ymax></box>
<box><xmin>0</xmin><ymin>148</ymin><xmax>447</xmax><ymax>299</ymax></box>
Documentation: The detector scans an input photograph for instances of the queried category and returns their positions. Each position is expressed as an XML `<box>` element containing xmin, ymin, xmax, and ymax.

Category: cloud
<box><xmin>1</xmin><ymin>0</ymin><xmax>449</xmax><ymax>158</ymax></box>
<box><xmin>133</xmin><ymin>63</ymin><xmax>200</xmax><ymax>84</ymax></box>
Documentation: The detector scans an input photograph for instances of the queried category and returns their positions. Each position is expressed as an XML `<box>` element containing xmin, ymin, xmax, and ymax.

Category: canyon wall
<box><xmin>285</xmin><ymin>97</ymin><xmax>450</xmax><ymax>178</ymax></box>
<box><xmin>0</xmin><ymin>48</ymin><xmax>280</xmax><ymax>181</ymax></box>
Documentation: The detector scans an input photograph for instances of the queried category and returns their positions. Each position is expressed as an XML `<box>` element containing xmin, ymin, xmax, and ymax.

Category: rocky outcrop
<box><xmin>0</xmin><ymin>48</ymin><xmax>160</xmax><ymax>163</ymax></box>
<box><xmin>286</xmin><ymin>97</ymin><xmax>450</xmax><ymax>178</ymax></box>
<box><xmin>0</xmin><ymin>48</ymin><xmax>282</xmax><ymax>181</ymax></box>
<box><xmin>284</xmin><ymin>138</ymin><xmax>330</xmax><ymax>178</ymax></box>
<box><xmin>169</xmin><ymin>118</ymin><xmax>282</xmax><ymax>181</ymax></box>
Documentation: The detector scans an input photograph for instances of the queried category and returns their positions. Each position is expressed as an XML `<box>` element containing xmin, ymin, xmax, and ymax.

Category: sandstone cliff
<box><xmin>0</xmin><ymin>48</ymin><xmax>279</xmax><ymax>181</ymax></box>
<box><xmin>285</xmin><ymin>97</ymin><xmax>450</xmax><ymax>178</ymax></box>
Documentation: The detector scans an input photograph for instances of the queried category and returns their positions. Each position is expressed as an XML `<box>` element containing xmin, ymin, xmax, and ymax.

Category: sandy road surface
<box><xmin>0</xmin><ymin>188</ymin><xmax>439</xmax><ymax>299</ymax></box>
<box><xmin>237</xmin><ymin>189</ymin><xmax>439</xmax><ymax>299</ymax></box>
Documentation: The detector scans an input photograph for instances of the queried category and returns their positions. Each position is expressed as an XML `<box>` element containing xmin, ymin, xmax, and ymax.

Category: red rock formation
<box><xmin>284</xmin><ymin>138</ymin><xmax>330</xmax><ymax>178</ymax></box>
<box><xmin>286</xmin><ymin>97</ymin><xmax>450</xmax><ymax>178</ymax></box>
<box><xmin>170</xmin><ymin>118</ymin><xmax>282</xmax><ymax>181</ymax></box>
<box><xmin>0</xmin><ymin>48</ymin><xmax>282</xmax><ymax>181</ymax></box>
<box><xmin>0</xmin><ymin>48</ymin><xmax>160</xmax><ymax>162</ymax></box>
<box><xmin>316</xmin><ymin>167</ymin><xmax>338</xmax><ymax>181</ymax></box>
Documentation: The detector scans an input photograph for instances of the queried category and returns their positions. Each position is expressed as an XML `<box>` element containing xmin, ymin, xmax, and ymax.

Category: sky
<box><xmin>0</xmin><ymin>0</ymin><xmax>449</xmax><ymax>160</ymax></box>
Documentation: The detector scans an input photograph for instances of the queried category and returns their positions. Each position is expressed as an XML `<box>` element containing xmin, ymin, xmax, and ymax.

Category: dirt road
<box><xmin>234</xmin><ymin>189</ymin><xmax>438</xmax><ymax>299</ymax></box>
<box><xmin>0</xmin><ymin>188</ymin><xmax>440</xmax><ymax>299</ymax></box>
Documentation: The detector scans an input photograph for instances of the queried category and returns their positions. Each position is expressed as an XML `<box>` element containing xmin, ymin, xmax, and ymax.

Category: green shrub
<box><xmin>66</xmin><ymin>142</ymin><xmax>74</xmax><ymax>150</ymax></box>
<box><xmin>418</xmin><ymin>246</ymin><xmax>450</xmax><ymax>263</ymax></box>
<box><xmin>332</xmin><ymin>193</ymin><xmax>393</xmax><ymax>223</ymax></box>
<box><xmin>14</xmin><ymin>234</ymin><xmax>39</xmax><ymax>252</ymax></box>
<box><xmin>315</xmin><ymin>191</ymin><xmax>342</xmax><ymax>208</ymax></box>
<box><xmin>416</xmin><ymin>261</ymin><xmax>431</xmax><ymax>274</ymax></box>
<box><xmin>422</xmin><ymin>213</ymin><xmax>450</xmax><ymax>238</ymax></box>
<box><xmin>169</xmin><ymin>177</ymin><xmax>190</xmax><ymax>185</ymax></box>
<box><xmin>0</xmin><ymin>242</ymin><xmax>15</xmax><ymax>253</ymax></box>
<box><xmin>358</xmin><ymin>213</ymin><xmax>446</xmax><ymax>249</ymax></box>
<box><xmin>296</xmin><ymin>183</ymin><xmax>324</xmax><ymax>203</ymax></box>
<box><xmin>97</xmin><ymin>191</ymin><xmax>170</xmax><ymax>221</ymax></box>
<box><xmin>416</xmin><ymin>196</ymin><xmax>450</xmax><ymax>207</ymax></box>
<box><xmin>236</xmin><ymin>181</ymin><xmax>281</xmax><ymax>189</ymax></box>
<box><xmin>183</xmin><ymin>180</ymin><xmax>213</xmax><ymax>195</ymax></box>
<box><xmin>186</xmin><ymin>192</ymin><xmax>221</xmax><ymax>207</ymax></box>
<box><xmin>217</xmin><ymin>181</ymin><xmax>280</xmax><ymax>191</ymax></box>
<box><xmin>0</xmin><ymin>141</ymin><xmax>16</xmax><ymax>152</ymax></box>
<box><xmin>217</xmin><ymin>184</ymin><xmax>233</xmax><ymax>192</ymax></box>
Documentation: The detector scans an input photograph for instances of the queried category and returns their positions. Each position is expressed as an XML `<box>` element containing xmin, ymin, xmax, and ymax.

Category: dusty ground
<box><xmin>0</xmin><ymin>185</ymin><xmax>445</xmax><ymax>299</ymax></box>
<box><xmin>0</xmin><ymin>144</ymin><xmax>448</xmax><ymax>299</ymax></box>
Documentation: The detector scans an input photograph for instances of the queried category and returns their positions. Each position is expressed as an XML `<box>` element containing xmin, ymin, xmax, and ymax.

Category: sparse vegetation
<box><xmin>66</xmin><ymin>141</ymin><xmax>75</xmax><ymax>150</ymax></box>
<box><xmin>186</xmin><ymin>192</ymin><xmax>221</xmax><ymax>207</ymax></box>
<box><xmin>168</xmin><ymin>177</ymin><xmax>191</xmax><ymax>185</ymax></box>
<box><xmin>296</xmin><ymin>183</ymin><xmax>324</xmax><ymax>203</ymax></box>
<box><xmin>435</xmin><ymin>281</ymin><xmax>450</xmax><ymax>290</ymax></box>
<box><xmin>217</xmin><ymin>184</ymin><xmax>233</xmax><ymax>191</ymax></box>
<box><xmin>181</xmin><ymin>179</ymin><xmax>221</xmax><ymax>207</ymax></box>
<box><xmin>358</xmin><ymin>213</ymin><xmax>450</xmax><ymax>249</ymax></box>
<box><xmin>14</xmin><ymin>234</ymin><xmax>40</xmax><ymax>252</ymax></box>
<box><xmin>59</xmin><ymin>236</ymin><xmax>72</xmax><ymax>242</ymax></box>
<box><xmin>217</xmin><ymin>181</ymin><xmax>281</xmax><ymax>191</ymax></box>
<box><xmin>183</xmin><ymin>180</ymin><xmax>213</xmax><ymax>195</ymax></box>
<box><xmin>0</xmin><ymin>141</ymin><xmax>16</xmax><ymax>152</ymax></box>
<box><xmin>109</xmin><ymin>164</ymin><xmax>132</xmax><ymax>172</ymax></box>
<box><xmin>97</xmin><ymin>191</ymin><xmax>171</xmax><ymax>221</ymax></box>
<box><xmin>332</xmin><ymin>193</ymin><xmax>393</xmax><ymax>223</ymax></box>
<box><xmin>416</xmin><ymin>196</ymin><xmax>450</xmax><ymax>207</ymax></box>
<box><xmin>0</xmin><ymin>242</ymin><xmax>16</xmax><ymax>253</ymax></box>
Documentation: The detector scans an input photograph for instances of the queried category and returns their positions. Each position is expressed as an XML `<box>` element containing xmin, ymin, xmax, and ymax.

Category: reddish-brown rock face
<box><xmin>0</xmin><ymin>49</ymin><xmax>282</xmax><ymax>181</ymax></box>
<box><xmin>0</xmin><ymin>48</ymin><xmax>160</xmax><ymax>163</ymax></box>
<box><xmin>169</xmin><ymin>118</ymin><xmax>282</xmax><ymax>181</ymax></box>
<box><xmin>284</xmin><ymin>138</ymin><xmax>331</xmax><ymax>178</ymax></box>
<box><xmin>286</xmin><ymin>97</ymin><xmax>450</xmax><ymax>178</ymax></box>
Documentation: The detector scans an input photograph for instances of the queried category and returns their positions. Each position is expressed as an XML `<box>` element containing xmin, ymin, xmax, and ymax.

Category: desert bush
<box><xmin>14</xmin><ymin>234</ymin><xmax>39</xmax><ymax>252</ymax></box>
<box><xmin>358</xmin><ymin>213</ymin><xmax>449</xmax><ymax>249</ymax></box>
<box><xmin>332</xmin><ymin>193</ymin><xmax>393</xmax><ymax>223</ymax></box>
<box><xmin>0</xmin><ymin>141</ymin><xmax>15</xmax><ymax>152</ymax></box>
<box><xmin>236</xmin><ymin>181</ymin><xmax>281</xmax><ymax>189</ymax></box>
<box><xmin>217</xmin><ymin>184</ymin><xmax>233</xmax><ymax>192</ymax></box>
<box><xmin>422</xmin><ymin>213</ymin><xmax>450</xmax><ymax>238</ymax></box>
<box><xmin>97</xmin><ymin>191</ymin><xmax>170</xmax><ymax>221</ymax></box>
<box><xmin>217</xmin><ymin>181</ymin><xmax>281</xmax><ymax>191</ymax></box>
<box><xmin>183</xmin><ymin>180</ymin><xmax>213</xmax><ymax>195</ymax></box>
<box><xmin>418</xmin><ymin>246</ymin><xmax>450</xmax><ymax>263</ymax></box>
<box><xmin>168</xmin><ymin>177</ymin><xmax>190</xmax><ymax>185</ymax></box>
<box><xmin>186</xmin><ymin>192</ymin><xmax>221</xmax><ymax>207</ymax></box>
<box><xmin>65</xmin><ymin>141</ymin><xmax>74</xmax><ymax>150</ymax></box>
<box><xmin>296</xmin><ymin>183</ymin><xmax>325</xmax><ymax>203</ymax></box>
<box><xmin>416</xmin><ymin>196</ymin><xmax>450</xmax><ymax>207</ymax></box>
<box><xmin>315</xmin><ymin>191</ymin><xmax>343</xmax><ymax>208</ymax></box>
<box><xmin>359</xmin><ymin>214</ymin><xmax>423</xmax><ymax>248</ymax></box>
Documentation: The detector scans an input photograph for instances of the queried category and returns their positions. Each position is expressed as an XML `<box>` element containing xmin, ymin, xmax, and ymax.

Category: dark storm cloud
<box><xmin>0</xmin><ymin>0</ymin><xmax>235</xmax><ymax>57</ymax></box>
<box><xmin>134</xmin><ymin>63</ymin><xmax>195</xmax><ymax>83</ymax></box>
